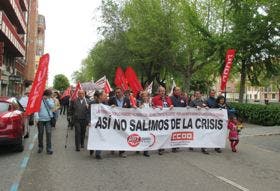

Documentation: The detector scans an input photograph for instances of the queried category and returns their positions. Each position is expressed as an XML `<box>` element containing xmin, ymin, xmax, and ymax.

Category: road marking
<box><xmin>186</xmin><ymin>158</ymin><xmax>250</xmax><ymax>191</ymax></box>
<box><xmin>9</xmin><ymin>133</ymin><xmax>38</xmax><ymax>191</ymax></box>
<box><xmin>20</xmin><ymin>156</ymin><xmax>29</xmax><ymax>169</ymax></box>
<box><xmin>217</xmin><ymin>176</ymin><xmax>249</xmax><ymax>191</ymax></box>
<box><xmin>29</xmin><ymin>143</ymin><xmax>34</xmax><ymax>150</ymax></box>
<box><xmin>9</xmin><ymin>182</ymin><xmax>19</xmax><ymax>191</ymax></box>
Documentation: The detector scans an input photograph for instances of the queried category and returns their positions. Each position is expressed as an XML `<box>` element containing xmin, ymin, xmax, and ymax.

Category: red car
<box><xmin>0</xmin><ymin>97</ymin><xmax>29</xmax><ymax>152</ymax></box>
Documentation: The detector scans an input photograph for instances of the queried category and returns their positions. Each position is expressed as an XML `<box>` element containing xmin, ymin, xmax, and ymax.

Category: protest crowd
<box><xmin>39</xmin><ymin>82</ymin><xmax>241</xmax><ymax>160</ymax></box>
<box><xmin>21</xmin><ymin>60</ymin><xmax>242</xmax><ymax>160</ymax></box>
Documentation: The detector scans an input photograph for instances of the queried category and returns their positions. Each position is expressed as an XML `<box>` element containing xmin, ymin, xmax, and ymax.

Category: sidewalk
<box><xmin>240</xmin><ymin>123</ymin><xmax>280</xmax><ymax>137</ymax></box>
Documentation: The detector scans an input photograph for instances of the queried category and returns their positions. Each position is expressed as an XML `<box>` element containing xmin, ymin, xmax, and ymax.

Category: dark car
<box><xmin>0</xmin><ymin>97</ymin><xmax>29</xmax><ymax>152</ymax></box>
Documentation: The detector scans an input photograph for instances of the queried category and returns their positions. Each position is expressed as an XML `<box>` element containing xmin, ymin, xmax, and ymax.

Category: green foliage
<box><xmin>227</xmin><ymin>0</ymin><xmax>280</xmax><ymax>102</ymax></box>
<box><xmin>53</xmin><ymin>74</ymin><xmax>70</xmax><ymax>91</ymax></box>
<box><xmin>72</xmin><ymin>0</ymin><xmax>280</xmax><ymax>97</ymax></box>
<box><xmin>228</xmin><ymin>102</ymin><xmax>280</xmax><ymax>126</ymax></box>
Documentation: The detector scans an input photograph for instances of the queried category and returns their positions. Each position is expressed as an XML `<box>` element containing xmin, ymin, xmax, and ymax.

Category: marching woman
<box><xmin>137</xmin><ymin>91</ymin><xmax>152</xmax><ymax>157</ymax></box>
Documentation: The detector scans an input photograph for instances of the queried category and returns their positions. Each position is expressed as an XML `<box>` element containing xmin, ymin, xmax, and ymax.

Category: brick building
<box><xmin>0</xmin><ymin>0</ymin><xmax>44</xmax><ymax>96</ymax></box>
<box><xmin>0</xmin><ymin>0</ymin><xmax>28</xmax><ymax>96</ymax></box>
<box><xmin>35</xmin><ymin>14</ymin><xmax>45</xmax><ymax>70</ymax></box>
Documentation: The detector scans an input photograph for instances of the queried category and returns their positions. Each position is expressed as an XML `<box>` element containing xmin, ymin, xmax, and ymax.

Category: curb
<box><xmin>241</xmin><ymin>133</ymin><xmax>280</xmax><ymax>138</ymax></box>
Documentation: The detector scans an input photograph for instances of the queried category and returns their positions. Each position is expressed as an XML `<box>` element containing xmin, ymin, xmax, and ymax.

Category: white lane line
<box><xmin>217</xmin><ymin>176</ymin><xmax>249</xmax><ymax>191</ymax></box>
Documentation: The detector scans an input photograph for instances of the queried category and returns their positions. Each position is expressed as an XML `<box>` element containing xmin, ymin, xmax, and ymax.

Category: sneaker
<box><xmin>201</xmin><ymin>148</ymin><xmax>209</xmax><ymax>155</ymax></box>
<box><xmin>143</xmin><ymin>152</ymin><xmax>150</xmax><ymax>157</ymax></box>
<box><xmin>95</xmin><ymin>155</ymin><xmax>102</xmax><ymax>160</ymax></box>
<box><xmin>215</xmin><ymin>148</ymin><xmax>222</xmax><ymax>153</ymax></box>
<box><xmin>37</xmin><ymin>148</ymin><xmax>43</xmax><ymax>153</ymax></box>
<box><xmin>90</xmin><ymin>150</ymin><xmax>94</xmax><ymax>155</ymax></box>
<box><xmin>119</xmin><ymin>153</ymin><xmax>127</xmax><ymax>158</ymax></box>
<box><xmin>172</xmin><ymin>148</ymin><xmax>177</xmax><ymax>153</ymax></box>
<box><xmin>47</xmin><ymin>150</ymin><xmax>53</xmax><ymax>155</ymax></box>
<box><xmin>76</xmin><ymin>148</ymin><xmax>80</xmax><ymax>152</ymax></box>
<box><xmin>158</xmin><ymin>150</ymin><xmax>163</xmax><ymax>155</ymax></box>
<box><xmin>232</xmin><ymin>148</ymin><xmax>237</xmax><ymax>152</ymax></box>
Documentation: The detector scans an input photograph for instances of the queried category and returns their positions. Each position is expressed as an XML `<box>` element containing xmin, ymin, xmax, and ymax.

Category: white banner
<box><xmin>88</xmin><ymin>104</ymin><xmax>228</xmax><ymax>151</ymax></box>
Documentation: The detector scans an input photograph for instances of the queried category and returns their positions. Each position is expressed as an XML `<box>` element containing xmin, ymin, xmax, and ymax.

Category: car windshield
<box><xmin>0</xmin><ymin>102</ymin><xmax>10</xmax><ymax>112</ymax></box>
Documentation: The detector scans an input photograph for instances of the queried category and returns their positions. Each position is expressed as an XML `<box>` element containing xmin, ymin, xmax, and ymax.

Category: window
<box><xmin>272</xmin><ymin>94</ymin><xmax>276</xmax><ymax>99</ymax></box>
<box><xmin>0</xmin><ymin>102</ymin><xmax>10</xmax><ymax>112</ymax></box>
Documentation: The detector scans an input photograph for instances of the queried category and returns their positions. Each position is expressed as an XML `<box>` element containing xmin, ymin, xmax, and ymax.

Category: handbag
<box><xmin>43</xmin><ymin>99</ymin><xmax>56</xmax><ymax>127</ymax></box>
<box><xmin>28</xmin><ymin>113</ymin><xmax>34</xmax><ymax>126</ymax></box>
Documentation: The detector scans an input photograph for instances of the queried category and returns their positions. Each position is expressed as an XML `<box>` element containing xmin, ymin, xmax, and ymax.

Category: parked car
<box><xmin>0</xmin><ymin>97</ymin><xmax>29</xmax><ymax>152</ymax></box>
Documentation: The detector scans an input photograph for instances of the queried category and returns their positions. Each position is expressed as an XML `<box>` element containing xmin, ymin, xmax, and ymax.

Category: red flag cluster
<box><xmin>114</xmin><ymin>66</ymin><xmax>143</xmax><ymax>96</ymax></box>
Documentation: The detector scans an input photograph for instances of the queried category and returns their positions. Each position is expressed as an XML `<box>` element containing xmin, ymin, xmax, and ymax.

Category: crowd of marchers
<box><xmin>17</xmin><ymin>86</ymin><xmax>242</xmax><ymax>158</ymax></box>
<box><xmin>61</xmin><ymin>86</ymin><xmax>243</xmax><ymax>160</ymax></box>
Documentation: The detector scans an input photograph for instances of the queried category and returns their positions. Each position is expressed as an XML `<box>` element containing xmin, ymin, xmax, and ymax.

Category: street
<box><xmin>1</xmin><ymin>115</ymin><xmax>279</xmax><ymax>191</ymax></box>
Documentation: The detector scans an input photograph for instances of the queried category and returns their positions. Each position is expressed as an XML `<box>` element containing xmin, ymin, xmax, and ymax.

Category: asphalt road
<box><xmin>1</xmin><ymin>115</ymin><xmax>279</xmax><ymax>191</ymax></box>
<box><xmin>0</xmin><ymin>125</ymin><xmax>37</xmax><ymax>191</ymax></box>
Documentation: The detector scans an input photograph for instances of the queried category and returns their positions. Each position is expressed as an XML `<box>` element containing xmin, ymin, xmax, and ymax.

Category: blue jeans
<box><xmin>37</xmin><ymin>121</ymin><xmax>52</xmax><ymax>151</ymax></box>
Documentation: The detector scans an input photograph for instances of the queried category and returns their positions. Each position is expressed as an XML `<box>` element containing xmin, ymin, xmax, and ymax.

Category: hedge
<box><xmin>228</xmin><ymin>102</ymin><xmax>280</xmax><ymax>126</ymax></box>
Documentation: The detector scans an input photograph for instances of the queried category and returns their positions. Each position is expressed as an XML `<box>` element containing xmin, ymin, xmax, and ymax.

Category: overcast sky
<box><xmin>38</xmin><ymin>0</ymin><xmax>102</xmax><ymax>85</ymax></box>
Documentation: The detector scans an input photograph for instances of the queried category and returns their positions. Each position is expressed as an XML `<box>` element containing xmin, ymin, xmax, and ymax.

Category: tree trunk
<box><xmin>184</xmin><ymin>62</ymin><xmax>192</xmax><ymax>93</ymax></box>
<box><xmin>183</xmin><ymin>49</ymin><xmax>194</xmax><ymax>93</ymax></box>
<box><xmin>278</xmin><ymin>88</ymin><xmax>280</xmax><ymax>102</ymax></box>
<box><xmin>239</xmin><ymin>60</ymin><xmax>246</xmax><ymax>103</ymax></box>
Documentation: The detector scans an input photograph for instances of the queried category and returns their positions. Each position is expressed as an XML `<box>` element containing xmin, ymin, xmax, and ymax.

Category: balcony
<box><xmin>37</xmin><ymin>15</ymin><xmax>45</xmax><ymax>30</ymax></box>
<box><xmin>19</xmin><ymin>0</ymin><xmax>28</xmax><ymax>11</ymax></box>
<box><xmin>0</xmin><ymin>11</ymin><xmax>25</xmax><ymax>57</ymax></box>
<box><xmin>0</xmin><ymin>0</ymin><xmax>27</xmax><ymax>34</ymax></box>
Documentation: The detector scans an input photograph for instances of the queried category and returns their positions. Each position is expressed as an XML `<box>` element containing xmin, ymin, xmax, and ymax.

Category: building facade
<box><xmin>214</xmin><ymin>78</ymin><xmax>280</xmax><ymax>103</ymax></box>
<box><xmin>35</xmin><ymin>14</ymin><xmax>45</xmax><ymax>71</ymax></box>
<box><xmin>24</xmin><ymin>0</ymin><xmax>37</xmax><ymax>89</ymax></box>
<box><xmin>0</xmin><ymin>0</ymin><xmax>28</xmax><ymax>96</ymax></box>
<box><xmin>0</xmin><ymin>0</ymin><xmax>44</xmax><ymax>96</ymax></box>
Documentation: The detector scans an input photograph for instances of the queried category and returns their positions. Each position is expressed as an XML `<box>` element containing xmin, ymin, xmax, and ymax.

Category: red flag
<box><xmin>71</xmin><ymin>82</ymin><xmax>82</xmax><ymax>101</ymax></box>
<box><xmin>220</xmin><ymin>49</ymin><xmax>236</xmax><ymax>92</ymax></box>
<box><xmin>61</xmin><ymin>87</ymin><xmax>71</xmax><ymax>99</ymax></box>
<box><xmin>25</xmin><ymin>54</ymin><xmax>49</xmax><ymax>115</ymax></box>
<box><xmin>104</xmin><ymin>79</ymin><xmax>112</xmax><ymax>94</ymax></box>
<box><xmin>125</xmin><ymin>66</ymin><xmax>143</xmax><ymax>96</ymax></box>
<box><xmin>129</xmin><ymin>95</ymin><xmax>136</xmax><ymax>107</ymax></box>
<box><xmin>114</xmin><ymin>67</ymin><xmax>128</xmax><ymax>91</ymax></box>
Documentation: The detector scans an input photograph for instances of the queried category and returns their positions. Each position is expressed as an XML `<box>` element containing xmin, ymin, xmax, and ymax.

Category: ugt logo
<box><xmin>127</xmin><ymin>133</ymin><xmax>141</xmax><ymax>147</ymax></box>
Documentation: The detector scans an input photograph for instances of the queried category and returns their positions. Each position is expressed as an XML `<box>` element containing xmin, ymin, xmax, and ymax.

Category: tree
<box><xmin>53</xmin><ymin>74</ymin><xmax>70</xmax><ymax>91</ymax></box>
<box><xmin>227</xmin><ymin>0</ymin><xmax>280</xmax><ymax>102</ymax></box>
